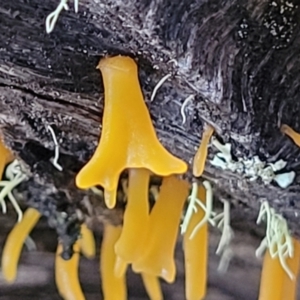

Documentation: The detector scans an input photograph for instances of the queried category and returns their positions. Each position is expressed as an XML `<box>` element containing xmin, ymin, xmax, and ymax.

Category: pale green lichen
<box><xmin>256</xmin><ymin>201</ymin><xmax>294</xmax><ymax>279</ymax></box>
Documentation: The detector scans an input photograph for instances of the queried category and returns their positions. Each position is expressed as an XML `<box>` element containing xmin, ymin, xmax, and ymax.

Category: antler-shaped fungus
<box><xmin>76</xmin><ymin>56</ymin><xmax>187</xmax><ymax>208</ymax></box>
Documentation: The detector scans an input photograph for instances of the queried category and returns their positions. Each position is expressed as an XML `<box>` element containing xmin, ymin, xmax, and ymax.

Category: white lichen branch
<box><xmin>0</xmin><ymin>160</ymin><xmax>27</xmax><ymax>222</ymax></box>
<box><xmin>214</xmin><ymin>200</ymin><xmax>234</xmax><ymax>272</ymax></box>
<box><xmin>180</xmin><ymin>95</ymin><xmax>194</xmax><ymax>125</ymax></box>
<box><xmin>47</xmin><ymin>125</ymin><xmax>63</xmax><ymax>171</ymax></box>
<box><xmin>256</xmin><ymin>201</ymin><xmax>294</xmax><ymax>280</ymax></box>
<box><xmin>189</xmin><ymin>181</ymin><xmax>216</xmax><ymax>239</ymax></box>
<box><xmin>150</xmin><ymin>73</ymin><xmax>171</xmax><ymax>102</ymax></box>
<box><xmin>181</xmin><ymin>181</ymin><xmax>216</xmax><ymax>236</ymax></box>
<box><xmin>45</xmin><ymin>0</ymin><xmax>79</xmax><ymax>34</ymax></box>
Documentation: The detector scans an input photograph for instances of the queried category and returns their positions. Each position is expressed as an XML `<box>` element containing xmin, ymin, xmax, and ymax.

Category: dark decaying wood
<box><xmin>0</xmin><ymin>0</ymin><xmax>300</xmax><ymax>298</ymax></box>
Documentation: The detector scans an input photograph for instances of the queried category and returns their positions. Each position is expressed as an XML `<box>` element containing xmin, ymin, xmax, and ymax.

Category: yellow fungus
<box><xmin>114</xmin><ymin>255</ymin><xmax>128</xmax><ymax>279</ymax></box>
<box><xmin>283</xmin><ymin>239</ymin><xmax>300</xmax><ymax>299</ymax></box>
<box><xmin>1</xmin><ymin>207</ymin><xmax>41</xmax><ymax>283</ymax></box>
<box><xmin>101</xmin><ymin>223</ymin><xmax>127</xmax><ymax>300</ymax></box>
<box><xmin>259</xmin><ymin>238</ymin><xmax>300</xmax><ymax>300</ymax></box>
<box><xmin>133</xmin><ymin>176</ymin><xmax>189</xmax><ymax>283</ymax></box>
<box><xmin>76</xmin><ymin>56</ymin><xmax>187</xmax><ymax>208</ymax></box>
<box><xmin>141</xmin><ymin>273</ymin><xmax>163</xmax><ymax>300</ymax></box>
<box><xmin>193</xmin><ymin>125</ymin><xmax>214</xmax><ymax>177</ymax></box>
<box><xmin>0</xmin><ymin>138</ymin><xmax>14</xmax><ymax>179</ymax></box>
<box><xmin>79</xmin><ymin>223</ymin><xmax>96</xmax><ymax>259</ymax></box>
<box><xmin>55</xmin><ymin>241</ymin><xmax>85</xmax><ymax>300</ymax></box>
<box><xmin>281</xmin><ymin>124</ymin><xmax>300</xmax><ymax>147</ymax></box>
<box><xmin>183</xmin><ymin>185</ymin><xmax>208</xmax><ymax>300</ymax></box>
<box><xmin>114</xmin><ymin>168</ymin><xmax>150</xmax><ymax>269</ymax></box>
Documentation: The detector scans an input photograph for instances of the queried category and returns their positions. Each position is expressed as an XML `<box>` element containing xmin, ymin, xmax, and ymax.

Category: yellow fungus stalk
<box><xmin>133</xmin><ymin>176</ymin><xmax>189</xmax><ymax>283</ymax></box>
<box><xmin>1</xmin><ymin>207</ymin><xmax>41</xmax><ymax>283</ymax></box>
<box><xmin>114</xmin><ymin>168</ymin><xmax>150</xmax><ymax>268</ymax></box>
<box><xmin>259</xmin><ymin>238</ymin><xmax>300</xmax><ymax>300</ymax></box>
<box><xmin>183</xmin><ymin>185</ymin><xmax>208</xmax><ymax>300</ymax></box>
<box><xmin>281</xmin><ymin>124</ymin><xmax>300</xmax><ymax>147</ymax></box>
<box><xmin>283</xmin><ymin>239</ymin><xmax>300</xmax><ymax>299</ymax></box>
<box><xmin>76</xmin><ymin>56</ymin><xmax>187</xmax><ymax>208</ymax></box>
<box><xmin>79</xmin><ymin>223</ymin><xmax>96</xmax><ymax>259</ymax></box>
<box><xmin>193</xmin><ymin>125</ymin><xmax>214</xmax><ymax>177</ymax></box>
<box><xmin>141</xmin><ymin>273</ymin><xmax>163</xmax><ymax>300</ymax></box>
<box><xmin>55</xmin><ymin>242</ymin><xmax>85</xmax><ymax>300</ymax></box>
<box><xmin>0</xmin><ymin>138</ymin><xmax>14</xmax><ymax>179</ymax></box>
<box><xmin>101</xmin><ymin>223</ymin><xmax>127</xmax><ymax>300</ymax></box>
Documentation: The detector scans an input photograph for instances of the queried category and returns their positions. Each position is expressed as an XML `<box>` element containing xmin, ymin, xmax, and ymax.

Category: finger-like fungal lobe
<box><xmin>55</xmin><ymin>241</ymin><xmax>85</xmax><ymax>300</ymax></box>
<box><xmin>141</xmin><ymin>273</ymin><xmax>163</xmax><ymax>300</ymax></box>
<box><xmin>114</xmin><ymin>168</ymin><xmax>150</xmax><ymax>267</ymax></box>
<box><xmin>101</xmin><ymin>223</ymin><xmax>127</xmax><ymax>300</ymax></box>
<box><xmin>193</xmin><ymin>125</ymin><xmax>214</xmax><ymax>177</ymax></box>
<box><xmin>1</xmin><ymin>208</ymin><xmax>41</xmax><ymax>283</ymax></box>
<box><xmin>76</xmin><ymin>56</ymin><xmax>187</xmax><ymax>208</ymax></box>
<box><xmin>133</xmin><ymin>176</ymin><xmax>189</xmax><ymax>283</ymax></box>
<box><xmin>258</xmin><ymin>239</ymin><xmax>300</xmax><ymax>300</ymax></box>
<box><xmin>79</xmin><ymin>223</ymin><xmax>96</xmax><ymax>259</ymax></box>
<box><xmin>183</xmin><ymin>185</ymin><xmax>208</xmax><ymax>300</ymax></box>
<box><xmin>0</xmin><ymin>138</ymin><xmax>14</xmax><ymax>179</ymax></box>
<box><xmin>281</xmin><ymin>124</ymin><xmax>300</xmax><ymax>147</ymax></box>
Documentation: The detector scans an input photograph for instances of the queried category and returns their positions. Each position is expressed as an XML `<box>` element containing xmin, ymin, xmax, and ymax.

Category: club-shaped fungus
<box><xmin>79</xmin><ymin>223</ymin><xmax>96</xmax><ymax>259</ymax></box>
<box><xmin>75</xmin><ymin>56</ymin><xmax>187</xmax><ymax>208</ymax></box>
<box><xmin>114</xmin><ymin>168</ymin><xmax>150</xmax><ymax>269</ymax></box>
<box><xmin>281</xmin><ymin>124</ymin><xmax>300</xmax><ymax>147</ymax></box>
<box><xmin>183</xmin><ymin>184</ymin><xmax>208</xmax><ymax>300</ymax></box>
<box><xmin>1</xmin><ymin>208</ymin><xmax>41</xmax><ymax>282</ymax></box>
<box><xmin>0</xmin><ymin>138</ymin><xmax>14</xmax><ymax>179</ymax></box>
<box><xmin>132</xmin><ymin>176</ymin><xmax>189</xmax><ymax>283</ymax></box>
<box><xmin>100</xmin><ymin>223</ymin><xmax>127</xmax><ymax>300</ymax></box>
<box><xmin>193</xmin><ymin>125</ymin><xmax>214</xmax><ymax>177</ymax></box>
<box><xmin>259</xmin><ymin>239</ymin><xmax>300</xmax><ymax>300</ymax></box>
<box><xmin>55</xmin><ymin>241</ymin><xmax>85</xmax><ymax>300</ymax></box>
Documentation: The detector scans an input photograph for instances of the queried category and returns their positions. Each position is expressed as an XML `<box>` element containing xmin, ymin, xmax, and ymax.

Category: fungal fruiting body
<box><xmin>193</xmin><ymin>125</ymin><xmax>214</xmax><ymax>177</ymax></box>
<box><xmin>79</xmin><ymin>223</ymin><xmax>96</xmax><ymax>259</ymax></box>
<box><xmin>75</xmin><ymin>56</ymin><xmax>187</xmax><ymax>208</ymax></box>
<box><xmin>141</xmin><ymin>273</ymin><xmax>163</xmax><ymax>300</ymax></box>
<box><xmin>114</xmin><ymin>168</ymin><xmax>150</xmax><ymax>270</ymax></box>
<box><xmin>55</xmin><ymin>241</ymin><xmax>85</xmax><ymax>300</ymax></box>
<box><xmin>101</xmin><ymin>223</ymin><xmax>127</xmax><ymax>300</ymax></box>
<box><xmin>281</xmin><ymin>124</ymin><xmax>300</xmax><ymax>147</ymax></box>
<box><xmin>183</xmin><ymin>184</ymin><xmax>208</xmax><ymax>300</ymax></box>
<box><xmin>132</xmin><ymin>176</ymin><xmax>189</xmax><ymax>283</ymax></box>
<box><xmin>259</xmin><ymin>238</ymin><xmax>300</xmax><ymax>300</ymax></box>
<box><xmin>0</xmin><ymin>138</ymin><xmax>14</xmax><ymax>179</ymax></box>
<box><xmin>1</xmin><ymin>207</ymin><xmax>41</xmax><ymax>283</ymax></box>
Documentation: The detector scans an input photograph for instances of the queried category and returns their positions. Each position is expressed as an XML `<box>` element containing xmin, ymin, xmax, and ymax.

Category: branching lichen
<box><xmin>45</xmin><ymin>0</ymin><xmax>79</xmax><ymax>34</ymax></box>
<box><xmin>181</xmin><ymin>181</ymin><xmax>216</xmax><ymax>238</ymax></box>
<box><xmin>256</xmin><ymin>201</ymin><xmax>294</xmax><ymax>279</ymax></box>
<box><xmin>0</xmin><ymin>160</ymin><xmax>27</xmax><ymax>222</ymax></box>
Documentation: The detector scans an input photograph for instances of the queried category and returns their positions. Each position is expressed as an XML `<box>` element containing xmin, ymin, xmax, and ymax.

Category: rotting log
<box><xmin>1</xmin><ymin>0</ymin><xmax>300</xmax><ymax>298</ymax></box>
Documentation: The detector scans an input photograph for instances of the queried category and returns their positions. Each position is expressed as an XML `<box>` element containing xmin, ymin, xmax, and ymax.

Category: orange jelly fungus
<box><xmin>79</xmin><ymin>223</ymin><xmax>96</xmax><ymax>259</ymax></box>
<box><xmin>0</xmin><ymin>138</ymin><xmax>14</xmax><ymax>178</ymax></box>
<box><xmin>114</xmin><ymin>168</ymin><xmax>150</xmax><ymax>267</ymax></box>
<box><xmin>75</xmin><ymin>56</ymin><xmax>187</xmax><ymax>208</ymax></box>
<box><xmin>101</xmin><ymin>223</ymin><xmax>127</xmax><ymax>300</ymax></box>
<box><xmin>133</xmin><ymin>176</ymin><xmax>189</xmax><ymax>283</ymax></box>
<box><xmin>141</xmin><ymin>273</ymin><xmax>163</xmax><ymax>300</ymax></box>
<box><xmin>281</xmin><ymin>124</ymin><xmax>300</xmax><ymax>147</ymax></box>
<box><xmin>193</xmin><ymin>125</ymin><xmax>214</xmax><ymax>177</ymax></box>
<box><xmin>259</xmin><ymin>239</ymin><xmax>300</xmax><ymax>300</ymax></box>
<box><xmin>55</xmin><ymin>242</ymin><xmax>85</xmax><ymax>300</ymax></box>
<box><xmin>183</xmin><ymin>185</ymin><xmax>208</xmax><ymax>300</ymax></box>
<box><xmin>1</xmin><ymin>207</ymin><xmax>41</xmax><ymax>283</ymax></box>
